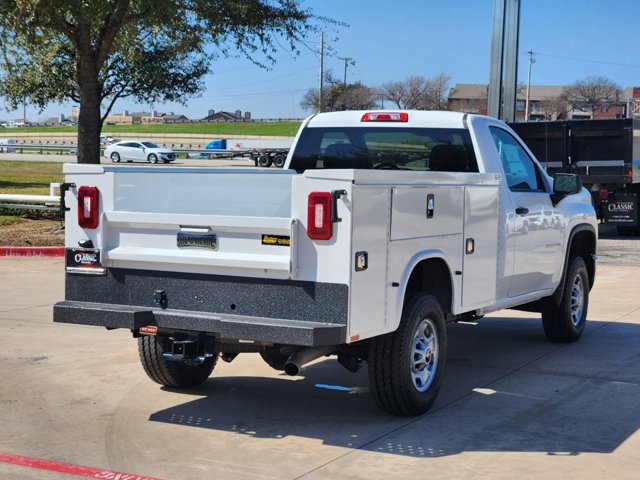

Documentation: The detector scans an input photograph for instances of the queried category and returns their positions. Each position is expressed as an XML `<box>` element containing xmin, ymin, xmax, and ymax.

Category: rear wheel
<box><xmin>257</xmin><ymin>154</ymin><xmax>272</xmax><ymax>167</ymax></box>
<box><xmin>138</xmin><ymin>335</ymin><xmax>216</xmax><ymax>388</ymax></box>
<box><xmin>273</xmin><ymin>154</ymin><xmax>286</xmax><ymax>168</ymax></box>
<box><xmin>148</xmin><ymin>153</ymin><xmax>158</xmax><ymax>164</ymax></box>
<box><xmin>110</xmin><ymin>152</ymin><xmax>120</xmax><ymax>163</ymax></box>
<box><xmin>368</xmin><ymin>293</ymin><xmax>447</xmax><ymax>416</ymax></box>
<box><xmin>542</xmin><ymin>255</ymin><xmax>589</xmax><ymax>342</ymax></box>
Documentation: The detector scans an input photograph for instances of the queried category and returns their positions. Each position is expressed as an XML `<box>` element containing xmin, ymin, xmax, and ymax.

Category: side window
<box><xmin>490</xmin><ymin>127</ymin><xmax>545</xmax><ymax>191</ymax></box>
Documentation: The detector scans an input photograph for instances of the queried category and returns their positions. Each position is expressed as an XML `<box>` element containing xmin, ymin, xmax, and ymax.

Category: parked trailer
<box><xmin>251</xmin><ymin>148</ymin><xmax>289</xmax><ymax>168</ymax></box>
<box><xmin>510</xmin><ymin>118</ymin><xmax>640</xmax><ymax>235</ymax></box>
<box><xmin>188</xmin><ymin>147</ymin><xmax>289</xmax><ymax>167</ymax></box>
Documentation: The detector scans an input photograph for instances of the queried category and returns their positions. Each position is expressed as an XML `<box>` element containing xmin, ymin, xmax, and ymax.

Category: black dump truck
<box><xmin>510</xmin><ymin>118</ymin><xmax>640</xmax><ymax>235</ymax></box>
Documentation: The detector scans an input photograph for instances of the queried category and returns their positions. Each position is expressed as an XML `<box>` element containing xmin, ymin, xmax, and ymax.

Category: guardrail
<box><xmin>0</xmin><ymin>183</ymin><xmax>61</xmax><ymax>211</ymax></box>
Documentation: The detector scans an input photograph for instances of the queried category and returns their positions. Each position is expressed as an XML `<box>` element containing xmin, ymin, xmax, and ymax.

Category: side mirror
<box><xmin>553</xmin><ymin>173</ymin><xmax>582</xmax><ymax>195</ymax></box>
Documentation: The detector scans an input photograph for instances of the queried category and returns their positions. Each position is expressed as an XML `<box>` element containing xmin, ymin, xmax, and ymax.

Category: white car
<box><xmin>104</xmin><ymin>140</ymin><xmax>176</xmax><ymax>164</ymax></box>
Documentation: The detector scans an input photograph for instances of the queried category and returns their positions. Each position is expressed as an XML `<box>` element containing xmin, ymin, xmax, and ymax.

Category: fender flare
<box><xmin>390</xmin><ymin>250</ymin><xmax>455</xmax><ymax>332</ymax></box>
<box><xmin>552</xmin><ymin>223</ymin><xmax>597</xmax><ymax>308</ymax></box>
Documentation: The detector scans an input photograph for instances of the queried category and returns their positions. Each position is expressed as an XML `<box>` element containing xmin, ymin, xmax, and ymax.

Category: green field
<box><xmin>19</xmin><ymin>121</ymin><xmax>302</xmax><ymax>137</ymax></box>
<box><xmin>0</xmin><ymin>161</ymin><xmax>64</xmax><ymax>224</ymax></box>
<box><xmin>0</xmin><ymin>160</ymin><xmax>63</xmax><ymax>195</ymax></box>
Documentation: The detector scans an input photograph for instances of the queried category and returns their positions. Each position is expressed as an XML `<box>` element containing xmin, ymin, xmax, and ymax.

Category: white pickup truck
<box><xmin>54</xmin><ymin>111</ymin><xmax>597</xmax><ymax>416</ymax></box>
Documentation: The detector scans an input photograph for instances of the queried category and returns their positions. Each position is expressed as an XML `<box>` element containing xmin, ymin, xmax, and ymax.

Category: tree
<box><xmin>535</xmin><ymin>95</ymin><xmax>567</xmax><ymax>120</ymax></box>
<box><xmin>381</xmin><ymin>76</ymin><xmax>429</xmax><ymax>109</ymax></box>
<box><xmin>0</xmin><ymin>1</ymin><xmax>326</xmax><ymax>163</ymax></box>
<box><xmin>564</xmin><ymin>75</ymin><xmax>622</xmax><ymax>116</ymax></box>
<box><xmin>381</xmin><ymin>73</ymin><xmax>451</xmax><ymax>110</ymax></box>
<box><xmin>420</xmin><ymin>73</ymin><xmax>451</xmax><ymax>110</ymax></box>
<box><xmin>300</xmin><ymin>71</ymin><xmax>376</xmax><ymax>112</ymax></box>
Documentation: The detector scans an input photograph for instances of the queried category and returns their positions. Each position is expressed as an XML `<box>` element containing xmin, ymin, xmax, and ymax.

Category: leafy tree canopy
<box><xmin>0</xmin><ymin>0</ymin><xmax>329</xmax><ymax>163</ymax></box>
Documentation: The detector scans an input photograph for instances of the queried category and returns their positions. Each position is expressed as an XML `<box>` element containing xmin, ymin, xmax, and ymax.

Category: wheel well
<box><xmin>569</xmin><ymin>229</ymin><xmax>596</xmax><ymax>290</ymax></box>
<box><xmin>404</xmin><ymin>258</ymin><xmax>453</xmax><ymax>314</ymax></box>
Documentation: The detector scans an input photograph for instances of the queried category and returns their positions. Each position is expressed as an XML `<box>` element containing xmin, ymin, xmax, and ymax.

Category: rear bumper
<box><xmin>54</xmin><ymin>300</ymin><xmax>346</xmax><ymax>346</ymax></box>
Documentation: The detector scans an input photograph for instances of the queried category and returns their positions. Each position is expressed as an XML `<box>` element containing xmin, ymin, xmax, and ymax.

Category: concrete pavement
<box><xmin>0</xmin><ymin>258</ymin><xmax>639</xmax><ymax>479</ymax></box>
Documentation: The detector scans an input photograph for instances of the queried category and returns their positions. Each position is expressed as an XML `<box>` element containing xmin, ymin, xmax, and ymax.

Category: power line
<box><xmin>200</xmin><ymin>89</ymin><xmax>307</xmax><ymax>99</ymax></box>
<box><xmin>208</xmin><ymin>66</ymin><xmax>316</xmax><ymax>92</ymax></box>
<box><xmin>532</xmin><ymin>51</ymin><xmax>640</xmax><ymax>69</ymax></box>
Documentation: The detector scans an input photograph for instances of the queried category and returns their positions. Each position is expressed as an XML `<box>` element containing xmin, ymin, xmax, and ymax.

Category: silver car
<box><xmin>104</xmin><ymin>140</ymin><xmax>176</xmax><ymax>164</ymax></box>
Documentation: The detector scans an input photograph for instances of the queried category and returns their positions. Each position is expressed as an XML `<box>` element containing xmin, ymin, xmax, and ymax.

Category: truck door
<box><xmin>490</xmin><ymin>127</ymin><xmax>565</xmax><ymax>297</ymax></box>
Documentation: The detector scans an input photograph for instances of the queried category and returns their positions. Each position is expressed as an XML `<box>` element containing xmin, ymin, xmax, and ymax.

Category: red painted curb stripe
<box><xmin>0</xmin><ymin>452</ymin><xmax>164</xmax><ymax>480</ymax></box>
<box><xmin>0</xmin><ymin>246</ymin><xmax>65</xmax><ymax>257</ymax></box>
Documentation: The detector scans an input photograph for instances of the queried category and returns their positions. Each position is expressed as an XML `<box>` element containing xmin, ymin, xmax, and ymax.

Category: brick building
<box><xmin>448</xmin><ymin>83</ymin><xmax>640</xmax><ymax>121</ymax></box>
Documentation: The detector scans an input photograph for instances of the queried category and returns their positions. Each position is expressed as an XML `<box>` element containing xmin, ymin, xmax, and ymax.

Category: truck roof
<box><xmin>304</xmin><ymin>110</ymin><xmax>471</xmax><ymax>129</ymax></box>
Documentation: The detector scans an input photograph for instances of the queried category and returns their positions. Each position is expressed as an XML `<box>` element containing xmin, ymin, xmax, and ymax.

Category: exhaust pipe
<box><xmin>284</xmin><ymin>346</ymin><xmax>333</xmax><ymax>376</ymax></box>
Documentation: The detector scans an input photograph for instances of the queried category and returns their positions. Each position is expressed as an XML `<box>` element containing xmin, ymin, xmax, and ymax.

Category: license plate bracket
<box><xmin>65</xmin><ymin>248</ymin><xmax>106</xmax><ymax>275</ymax></box>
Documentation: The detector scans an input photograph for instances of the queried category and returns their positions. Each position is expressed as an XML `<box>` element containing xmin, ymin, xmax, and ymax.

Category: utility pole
<box><xmin>337</xmin><ymin>56</ymin><xmax>354</xmax><ymax>84</ymax></box>
<box><xmin>318</xmin><ymin>32</ymin><xmax>324</xmax><ymax>113</ymax></box>
<box><xmin>525</xmin><ymin>50</ymin><xmax>536</xmax><ymax>122</ymax></box>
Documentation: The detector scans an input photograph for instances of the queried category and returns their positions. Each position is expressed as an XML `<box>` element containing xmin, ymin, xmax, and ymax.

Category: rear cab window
<box><xmin>290</xmin><ymin>127</ymin><xmax>479</xmax><ymax>173</ymax></box>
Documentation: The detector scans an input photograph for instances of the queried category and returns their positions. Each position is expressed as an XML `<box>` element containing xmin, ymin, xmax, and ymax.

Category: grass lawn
<box><xmin>0</xmin><ymin>161</ymin><xmax>64</xmax><ymax>226</ymax></box>
<box><xmin>0</xmin><ymin>160</ymin><xmax>63</xmax><ymax>195</ymax></box>
<box><xmin>19</xmin><ymin>121</ymin><xmax>302</xmax><ymax>137</ymax></box>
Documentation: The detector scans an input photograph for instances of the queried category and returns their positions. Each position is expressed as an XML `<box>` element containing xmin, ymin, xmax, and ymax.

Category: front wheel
<box><xmin>147</xmin><ymin>153</ymin><xmax>158</xmax><ymax>164</ymax></box>
<box><xmin>110</xmin><ymin>152</ymin><xmax>120</xmax><ymax>163</ymax></box>
<box><xmin>368</xmin><ymin>294</ymin><xmax>447</xmax><ymax>416</ymax></box>
<box><xmin>138</xmin><ymin>335</ymin><xmax>216</xmax><ymax>388</ymax></box>
<box><xmin>542</xmin><ymin>255</ymin><xmax>589</xmax><ymax>342</ymax></box>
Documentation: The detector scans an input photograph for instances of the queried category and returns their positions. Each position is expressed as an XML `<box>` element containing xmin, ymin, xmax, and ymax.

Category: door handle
<box><xmin>515</xmin><ymin>207</ymin><xmax>529</xmax><ymax>215</ymax></box>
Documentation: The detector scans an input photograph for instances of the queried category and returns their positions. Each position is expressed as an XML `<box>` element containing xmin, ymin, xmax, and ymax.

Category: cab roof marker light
<box><xmin>361</xmin><ymin>112</ymin><xmax>409</xmax><ymax>122</ymax></box>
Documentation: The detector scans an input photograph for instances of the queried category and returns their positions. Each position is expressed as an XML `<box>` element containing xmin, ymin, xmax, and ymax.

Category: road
<box><xmin>1</xmin><ymin>257</ymin><xmax>640</xmax><ymax>480</ymax></box>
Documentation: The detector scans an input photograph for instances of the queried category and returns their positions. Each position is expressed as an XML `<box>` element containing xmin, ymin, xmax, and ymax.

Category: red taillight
<box><xmin>599</xmin><ymin>188</ymin><xmax>609</xmax><ymax>200</ymax></box>
<box><xmin>77</xmin><ymin>186</ymin><xmax>99</xmax><ymax>229</ymax></box>
<box><xmin>307</xmin><ymin>192</ymin><xmax>332</xmax><ymax>240</ymax></box>
<box><xmin>361</xmin><ymin>112</ymin><xmax>408</xmax><ymax>122</ymax></box>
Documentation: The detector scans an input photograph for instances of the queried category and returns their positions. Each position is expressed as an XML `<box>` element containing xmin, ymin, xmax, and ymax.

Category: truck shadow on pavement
<box><xmin>148</xmin><ymin>315</ymin><xmax>640</xmax><ymax>458</ymax></box>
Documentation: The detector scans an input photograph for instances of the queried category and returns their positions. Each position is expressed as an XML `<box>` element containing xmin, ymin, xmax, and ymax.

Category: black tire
<box><xmin>257</xmin><ymin>154</ymin><xmax>272</xmax><ymax>167</ymax></box>
<box><xmin>260</xmin><ymin>347</ymin><xmax>288</xmax><ymax>371</ymax></box>
<box><xmin>138</xmin><ymin>335</ymin><xmax>216</xmax><ymax>388</ymax></box>
<box><xmin>110</xmin><ymin>152</ymin><xmax>120</xmax><ymax>163</ymax></box>
<box><xmin>273</xmin><ymin>154</ymin><xmax>285</xmax><ymax>168</ymax></box>
<box><xmin>147</xmin><ymin>153</ymin><xmax>158</xmax><ymax>164</ymax></box>
<box><xmin>368</xmin><ymin>294</ymin><xmax>447</xmax><ymax>416</ymax></box>
<box><xmin>542</xmin><ymin>256</ymin><xmax>589</xmax><ymax>342</ymax></box>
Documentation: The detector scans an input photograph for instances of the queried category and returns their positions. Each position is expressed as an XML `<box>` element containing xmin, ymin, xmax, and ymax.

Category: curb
<box><xmin>0</xmin><ymin>247</ymin><xmax>65</xmax><ymax>258</ymax></box>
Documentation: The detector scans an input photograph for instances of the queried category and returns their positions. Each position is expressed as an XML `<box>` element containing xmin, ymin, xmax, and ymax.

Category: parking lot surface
<box><xmin>1</xmin><ymin>256</ymin><xmax>640</xmax><ymax>480</ymax></box>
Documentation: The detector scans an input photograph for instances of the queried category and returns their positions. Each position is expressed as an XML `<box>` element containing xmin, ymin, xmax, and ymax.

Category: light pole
<box><xmin>525</xmin><ymin>50</ymin><xmax>536</xmax><ymax>121</ymax></box>
<box><xmin>337</xmin><ymin>56</ymin><xmax>355</xmax><ymax>84</ymax></box>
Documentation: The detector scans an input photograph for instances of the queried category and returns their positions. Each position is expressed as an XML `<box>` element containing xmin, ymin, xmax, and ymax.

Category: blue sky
<box><xmin>3</xmin><ymin>0</ymin><xmax>640</xmax><ymax>121</ymax></box>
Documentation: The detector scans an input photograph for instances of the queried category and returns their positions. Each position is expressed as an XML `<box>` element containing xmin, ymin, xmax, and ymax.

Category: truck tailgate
<box><xmin>64</xmin><ymin>165</ymin><xmax>297</xmax><ymax>278</ymax></box>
